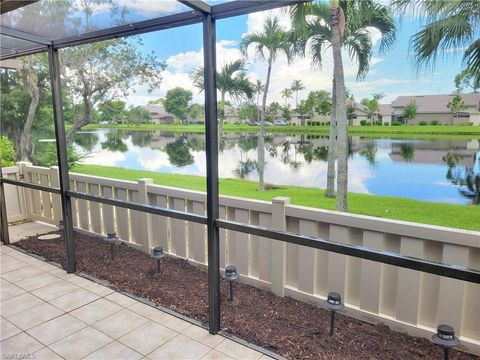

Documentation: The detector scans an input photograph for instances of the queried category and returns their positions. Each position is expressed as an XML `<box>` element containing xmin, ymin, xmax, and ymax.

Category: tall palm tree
<box><xmin>192</xmin><ymin>59</ymin><xmax>254</xmax><ymax>130</ymax></box>
<box><xmin>253</xmin><ymin>79</ymin><xmax>264</xmax><ymax>122</ymax></box>
<box><xmin>291</xmin><ymin>0</ymin><xmax>396</xmax><ymax>210</ymax></box>
<box><xmin>290</xmin><ymin>79</ymin><xmax>305</xmax><ymax>110</ymax></box>
<box><xmin>393</xmin><ymin>0</ymin><xmax>480</xmax><ymax>76</ymax></box>
<box><xmin>281</xmin><ymin>88</ymin><xmax>293</xmax><ymax>107</ymax></box>
<box><xmin>241</xmin><ymin>16</ymin><xmax>293</xmax><ymax>191</ymax></box>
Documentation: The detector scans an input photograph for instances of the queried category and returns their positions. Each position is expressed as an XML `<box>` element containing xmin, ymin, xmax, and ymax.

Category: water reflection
<box><xmin>70</xmin><ymin>129</ymin><xmax>480</xmax><ymax>205</ymax></box>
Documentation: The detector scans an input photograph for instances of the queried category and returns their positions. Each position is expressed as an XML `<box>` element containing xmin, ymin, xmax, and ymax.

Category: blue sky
<box><xmin>126</xmin><ymin>9</ymin><xmax>467</xmax><ymax>106</ymax></box>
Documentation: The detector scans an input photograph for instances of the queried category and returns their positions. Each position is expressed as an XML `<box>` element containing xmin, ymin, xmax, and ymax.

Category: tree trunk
<box><xmin>325</xmin><ymin>76</ymin><xmax>337</xmax><ymax>198</ymax></box>
<box><xmin>19</xmin><ymin>59</ymin><xmax>40</xmax><ymax>163</ymax></box>
<box><xmin>331</xmin><ymin>5</ymin><xmax>348</xmax><ymax>212</ymax></box>
<box><xmin>66</xmin><ymin>71</ymin><xmax>92</xmax><ymax>141</ymax></box>
<box><xmin>257</xmin><ymin>57</ymin><xmax>272</xmax><ymax>191</ymax></box>
<box><xmin>219</xmin><ymin>92</ymin><xmax>225</xmax><ymax>131</ymax></box>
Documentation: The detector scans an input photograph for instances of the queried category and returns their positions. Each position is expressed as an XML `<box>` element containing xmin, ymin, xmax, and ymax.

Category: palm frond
<box><xmin>464</xmin><ymin>38</ymin><xmax>480</xmax><ymax>76</ymax></box>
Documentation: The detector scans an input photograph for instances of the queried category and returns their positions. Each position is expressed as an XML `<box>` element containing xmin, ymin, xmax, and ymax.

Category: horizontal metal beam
<box><xmin>0</xmin><ymin>0</ymin><xmax>37</xmax><ymax>14</ymax></box>
<box><xmin>216</xmin><ymin>219</ymin><xmax>480</xmax><ymax>284</ymax></box>
<box><xmin>67</xmin><ymin>190</ymin><xmax>207</xmax><ymax>224</ymax></box>
<box><xmin>52</xmin><ymin>11</ymin><xmax>203</xmax><ymax>49</ymax></box>
<box><xmin>0</xmin><ymin>178</ymin><xmax>61</xmax><ymax>194</ymax></box>
<box><xmin>1</xmin><ymin>26</ymin><xmax>51</xmax><ymax>45</ymax></box>
<box><xmin>211</xmin><ymin>0</ymin><xmax>308</xmax><ymax>20</ymax></box>
<box><xmin>0</xmin><ymin>43</ymin><xmax>47</xmax><ymax>60</ymax></box>
<box><xmin>178</xmin><ymin>0</ymin><xmax>211</xmax><ymax>14</ymax></box>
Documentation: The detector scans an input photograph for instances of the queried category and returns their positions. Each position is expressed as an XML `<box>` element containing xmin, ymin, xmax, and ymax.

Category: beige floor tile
<box><xmin>1</xmin><ymin>266</ymin><xmax>44</xmax><ymax>283</ymax></box>
<box><xmin>7</xmin><ymin>302</ymin><xmax>64</xmax><ymax>330</ymax></box>
<box><xmin>0</xmin><ymin>256</ymin><xmax>28</xmax><ymax>273</ymax></box>
<box><xmin>70</xmin><ymin>298</ymin><xmax>122</xmax><ymax>325</ymax></box>
<box><xmin>0</xmin><ymin>293</ymin><xmax>44</xmax><ymax>317</ymax></box>
<box><xmin>183</xmin><ymin>325</ymin><xmax>225</xmax><ymax>348</ymax></box>
<box><xmin>148</xmin><ymin>334</ymin><xmax>210</xmax><ymax>360</ymax></box>
<box><xmin>0</xmin><ymin>280</ymin><xmax>26</xmax><ymax>301</ymax></box>
<box><xmin>118</xmin><ymin>321</ymin><xmax>177</xmax><ymax>355</ymax></box>
<box><xmin>0</xmin><ymin>318</ymin><xmax>22</xmax><ymax>341</ymax></box>
<box><xmin>83</xmin><ymin>282</ymin><xmax>114</xmax><ymax>297</ymax></box>
<box><xmin>154</xmin><ymin>312</ymin><xmax>192</xmax><ymax>332</ymax></box>
<box><xmin>84</xmin><ymin>341</ymin><xmax>143</xmax><ymax>360</ymax></box>
<box><xmin>27</xmin><ymin>314</ymin><xmax>87</xmax><ymax>345</ymax></box>
<box><xmin>215</xmin><ymin>339</ymin><xmax>263</xmax><ymax>360</ymax></box>
<box><xmin>33</xmin><ymin>347</ymin><xmax>64</xmax><ymax>360</ymax></box>
<box><xmin>105</xmin><ymin>292</ymin><xmax>138</xmax><ymax>308</ymax></box>
<box><xmin>0</xmin><ymin>332</ymin><xmax>44</xmax><ymax>357</ymax></box>
<box><xmin>258</xmin><ymin>355</ymin><xmax>275</xmax><ymax>359</ymax></box>
<box><xmin>49</xmin><ymin>327</ymin><xmax>113</xmax><ymax>360</ymax></box>
<box><xmin>201</xmin><ymin>350</ymin><xmax>235</xmax><ymax>360</ymax></box>
<box><xmin>128</xmin><ymin>302</ymin><xmax>162</xmax><ymax>319</ymax></box>
<box><xmin>49</xmin><ymin>267</ymin><xmax>75</xmax><ymax>280</ymax></box>
<box><xmin>33</xmin><ymin>261</ymin><xmax>60</xmax><ymax>272</ymax></box>
<box><xmin>94</xmin><ymin>309</ymin><xmax>149</xmax><ymax>339</ymax></box>
<box><xmin>31</xmin><ymin>279</ymin><xmax>79</xmax><ymax>301</ymax></box>
<box><xmin>15</xmin><ymin>273</ymin><xmax>62</xmax><ymax>291</ymax></box>
<box><xmin>50</xmin><ymin>287</ymin><xmax>99</xmax><ymax>312</ymax></box>
<box><xmin>67</xmin><ymin>275</ymin><xmax>95</xmax><ymax>289</ymax></box>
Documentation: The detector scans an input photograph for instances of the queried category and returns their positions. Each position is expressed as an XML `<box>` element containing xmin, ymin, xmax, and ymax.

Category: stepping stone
<box><xmin>38</xmin><ymin>234</ymin><xmax>61</xmax><ymax>240</ymax></box>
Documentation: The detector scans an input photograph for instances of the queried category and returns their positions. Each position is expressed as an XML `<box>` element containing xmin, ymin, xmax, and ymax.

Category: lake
<box><xmin>71</xmin><ymin>129</ymin><xmax>480</xmax><ymax>205</ymax></box>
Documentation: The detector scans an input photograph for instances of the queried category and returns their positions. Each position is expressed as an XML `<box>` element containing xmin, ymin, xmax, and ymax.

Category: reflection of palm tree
<box><xmin>443</xmin><ymin>151</ymin><xmax>479</xmax><ymax>204</ymax></box>
<box><xmin>399</xmin><ymin>143</ymin><xmax>415</xmax><ymax>162</ymax></box>
<box><xmin>234</xmin><ymin>159</ymin><xmax>257</xmax><ymax>179</ymax></box>
<box><xmin>165</xmin><ymin>137</ymin><xmax>194</xmax><ymax>167</ymax></box>
<box><xmin>74</xmin><ymin>132</ymin><xmax>99</xmax><ymax>152</ymax></box>
<box><xmin>360</xmin><ymin>143</ymin><xmax>377</xmax><ymax>165</ymax></box>
<box><xmin>101</xmin><ymin>132</ymin><xmax>128</xmax><ymax>153</ymax></box>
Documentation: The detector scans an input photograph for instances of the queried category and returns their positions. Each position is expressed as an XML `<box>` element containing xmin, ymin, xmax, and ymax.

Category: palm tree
<box><xmin>393</xmin><ymin>0</ymin><xmax>480</xmax><ymax>77</ymax></box>
<box><xmin>241</xmin><ymin>16</ymin><xmax>293</xmax><ymax>191</ymax></box>
<box><xmin>253</xmin><ymin>80</ymin><xmax>264</xmax><ymax>122</ymax></box>
<box><xmin>192</xmin><ymin>59</ymin><xmax>254</xmax><ymax>130</ymax></box>
<box><xmin>290</xmin><ymin>79</ymin><xmax>305</xmax><ymax>110</ymax></box>
<box><xmin>281</xmin><ymin>88</ymin><xmax>293</xmax><ymax>107</ymax></box>
<box><xmin>291</xmin><ymin>0</ymin><xmax>396</xmax><ymax>210</ymax></box>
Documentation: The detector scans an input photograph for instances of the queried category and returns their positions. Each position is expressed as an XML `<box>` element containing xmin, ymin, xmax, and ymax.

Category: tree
<box><xmin>403</xmin><ymin>101</ymin><xmax>417</xmax><ymax>124</ymax></box>
<box><xmin>187</xmin><ymin>104</ymin><xmax>205</xmax><ymax>122</ymax></box>
<box><xmin>447</xmin><ymin>95</ymin><xmax>467</xmax><ymax>124</ymax></box>
<box><xmin>127</xmin><ymin>106</ymin><xmax>151</xmax><ymax>124</ymax></box>
<box><xmin>0</xmin><ymin>136</ymin><xmax>16</xmax><ymax>167</ymax></box>
<box><xmin>281</xmin><ymin>88</ymin><xmax>293</xmax><ymax>107</ymax></box>
<box><xmin>455</xmin><ymin>69</ymin><xmax>480</xmax><ymax>93</ymax></box>
<box><xmin>361</xmin><ymin>93</ymin><xmax>384</xmax><ymax>123</ymax></box>
<box><xmin>238</xmin><ymin>103</ymin><xmax>258</xmax><ymax>122</ymax></box>
<box><xmin>97</xmin><ymin>100</ymin><xmax>127</xmax><ymax>124</ymax></box>
<box><xmin>290</xmin><ymin>80</ymin><xmax>305</xmax><ymax>110</ymax></box>
<box><xmin>62</xmin><ymin>38</ymin><xmax>165</xmax><ymax>139</ymax></box>
<box><xmin>192</xmin><ymin>60</ymin><xmax>253</xmax><ymax>128</ymax></box>
<box><xmin>393</xmin><ymin>0</ymin><xmax>480</xmax><ymax>77</ymax></box>
<box><xmin>291</xmin><ymin>0</ymin><xmax>396</xmax><ymax>206</ymax></box>
<box><xmin>253</xmin><ymin>79</ymin><xmax>264</xmax><ymax>122</ymax></box>
<box><xmin>307</xmin><ymin>90</ymin><xmax>331</xmax><ymax>116</ymax></box>
<box><xmin>163</xmin><ymin>87</ymin><xmax>193</xmax><ymax>123</ymax></box>
<box><xmin>241</xmin><ymin>16</ymin><xmax>293</xmax><ymax>191</ymax></box>
<box><xmin>165</xmin><ymin>137</ymin><xmax>194</xmax><ymax>167</ymax></box>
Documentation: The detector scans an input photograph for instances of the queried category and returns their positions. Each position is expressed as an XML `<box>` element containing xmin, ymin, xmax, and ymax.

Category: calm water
<box><xmin>70</xmin><ymin>129</ymin><xmax>480</xmax><ymax>205</ymax></box>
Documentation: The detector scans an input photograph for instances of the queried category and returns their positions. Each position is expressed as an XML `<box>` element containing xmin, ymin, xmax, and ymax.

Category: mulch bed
<box><xmin>17</xmin><ymin>231</ymin><xmax>477</xmax><ymax>360</ymax></box>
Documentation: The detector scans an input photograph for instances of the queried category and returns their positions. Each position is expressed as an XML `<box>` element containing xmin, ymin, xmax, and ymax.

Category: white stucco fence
<box><xmin>3</xmin><ymin>162</ymin><xmax>480</xmax><ymax>354</ymax></box>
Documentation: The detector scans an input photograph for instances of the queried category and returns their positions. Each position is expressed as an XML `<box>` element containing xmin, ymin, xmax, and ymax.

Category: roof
<box><xmin>392</xmin><ymin>93</ymin><xmax>480</xmax><ymax>113</ymax></box>
<box><xmin>378</xmin><ymin>103</ymin><xmax>393</xmax><ymax>115</ymax></box>
<box><xmin>142</xmin><ymin>105</ymin><xmax>173</xmax><ymax>118</ymax></box>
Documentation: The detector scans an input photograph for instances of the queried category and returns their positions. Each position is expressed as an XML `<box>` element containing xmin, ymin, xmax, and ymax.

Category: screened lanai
<box><xmin>0</xmin><ymin>1</ymin><xmax>479</xmax><ymax>358</ymax></box>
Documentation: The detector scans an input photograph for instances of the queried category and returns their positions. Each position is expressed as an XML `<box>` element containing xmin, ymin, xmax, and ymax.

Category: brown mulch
<box><xmin>17</xmin><ymin>231</ymin><xmax>478</xmax><ymax>360</ymax></box>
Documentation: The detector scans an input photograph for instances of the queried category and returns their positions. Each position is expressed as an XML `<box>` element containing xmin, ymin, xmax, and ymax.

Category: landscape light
<box><xmin>151</xmin><ymin>246</ymin><xmax>166</xmax><ymax>274</ymax></box>
<box><xmin>324</xmin><ymin>292</ymin><xmax>344</xmax><ymax>336</ymax></box>
<box><xmin>223</xmin><ymin>265</ymin><xmax>239</xmax><ymax>301</ymax></box>
<box><xmin>432</xmin><ymin>324</ymin><xmax>459</xmax><ymax>360</ymax></box>
<box><xmin>105</xmin><ymin>232</ymin><xmax>118</xmax><ymax>262</ymax></box>
<box><xmin>58</xmin><ymin>220</ymin><xmax>64</xmax><ymax>230</ymax></box>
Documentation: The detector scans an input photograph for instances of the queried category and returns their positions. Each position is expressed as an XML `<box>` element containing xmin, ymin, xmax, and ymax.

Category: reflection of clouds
<box><xmin>80</xmin><ymin>151</ymin><xmax>126</xmax><ymax>167</ymax></box>
<box><xmin>135</xmin><ymin>147</ymin><xmax>171</xmax><ymax>171</ymax></box>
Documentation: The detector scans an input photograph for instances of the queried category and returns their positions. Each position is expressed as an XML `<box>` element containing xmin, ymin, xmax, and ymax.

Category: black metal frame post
<box><xmin>47</xmin><ymin>45</ymin><xmax>76</xmax><ymax>273</ymax></box>
<box><xmin>203</xmin><ymin>13</ymin><xmax>221</xmax><ymax>334</ymax></box>
<box><xmin>0</xmin><ymin>164</ymin><xmax>10</xmax><ymax>245</ymax></box>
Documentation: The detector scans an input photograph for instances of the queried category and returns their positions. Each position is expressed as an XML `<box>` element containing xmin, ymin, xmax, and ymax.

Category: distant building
<box><xmin>142</xmin><ymin>105</ymin><xmax>175</xmax><ymax>124</ymax></box>
<box><xmin>378</xmin><ymin>103</ymin><xmax>394</xmax><ymax>124</ymax></box>
<box><xmin>390</xmin><ymin>93</ymin><xmax>480</xmax><ymax>125</ymax></box>
<box><xmin>348</xmin><ymin>100</ymin><xmax>370</xmax><ymax>125</ymax></box>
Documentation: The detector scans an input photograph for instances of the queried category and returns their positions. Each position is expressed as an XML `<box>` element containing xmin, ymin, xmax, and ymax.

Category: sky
<box><xmin>122</xmin><ymin>4</ymin><xmax>467</xmax><ymax>107</ymax></box>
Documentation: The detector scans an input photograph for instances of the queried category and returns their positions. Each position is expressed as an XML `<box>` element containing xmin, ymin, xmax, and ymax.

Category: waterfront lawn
<box><xmin>72</xmin><ymin>164</ymin><xmax>480</xmax><ymax>231</ymax></box>
<box><xmin>83</xmin><ymin>123</ymin><xmax>480</xmax><ymax>136</ymax></box>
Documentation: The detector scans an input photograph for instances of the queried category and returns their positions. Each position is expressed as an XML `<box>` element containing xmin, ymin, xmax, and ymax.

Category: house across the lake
<box><xmin>142</xmin><ymin>105</ymin><xmax>175</xmax><ymax>124</ymax></box>
<box><xmin>380</xmin><ymin>93</ymin><xmax>480</xmax><ymax>125</ymax></box>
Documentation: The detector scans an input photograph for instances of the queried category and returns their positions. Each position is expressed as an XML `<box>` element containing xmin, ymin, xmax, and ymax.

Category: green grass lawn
<box><xmin>83</xmin><ymin>123</ymin><xmax>480</xmax><ymax>137</ymax></box>
<box><xmin>72</xmin><ymin>164</ymin><xmax>480</xmax><ymax>231</ymax></box>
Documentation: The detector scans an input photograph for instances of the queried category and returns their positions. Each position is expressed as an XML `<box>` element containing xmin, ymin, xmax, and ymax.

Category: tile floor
<box><xmin>1</xmin><ymin>244</ymin><xmax>271</xmax><ymax>360</ymax></box>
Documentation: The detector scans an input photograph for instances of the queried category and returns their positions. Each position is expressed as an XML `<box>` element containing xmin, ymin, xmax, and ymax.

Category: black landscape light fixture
<box><xmin>58</xmin><ymin>219</ymin><xmax>64</xmax><ymax>230</ymax></box>
<box><xmin>223</xmin><ymin>265</ymin><xmax>239</xmax><ymax>301</ymax></box>
<box><xmin>432</xmin><ymin>324</ymin><xmax>460</xmax><ymax>360</ymax></box>
<box><xmin>105</xmin><ymin>232</ymin><xmax>118</xmax><ymax>262</ymax></box>
<box><xmin>151</xmin><ymin>246</ymin><xmax>166</xmax><ymax>275</ymax></box>
<box><xmin>324</xmin><ymin>292</ymin><xmax>344</xmax><ymax>336</ymax></box>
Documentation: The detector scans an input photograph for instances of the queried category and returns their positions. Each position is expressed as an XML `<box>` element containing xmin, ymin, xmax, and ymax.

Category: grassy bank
<box><xmin>72</xmin><ymin>164</ymin><xmax>480</xmax><ymax>231</ymax></box>
<box><xmin>83</xmin><ymin>123</ymin><xmax>480</xmax><ymax>136</ymax></box>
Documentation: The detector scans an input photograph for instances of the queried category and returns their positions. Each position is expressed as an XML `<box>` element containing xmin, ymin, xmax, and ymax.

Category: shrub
<box><xmin>430</xmin><ymin>120</ymin><xmax>439</xmax><ymax>125</ymax></box>
<box><xmin>360</xmin><ymin>120</ymin><xmax>367</xmax><ymax>126</ymax></box>
<box><xmin>306</xmin><ymin>120</ymin><xmax>312</xmax><ymax>126</ymax></box>
<box><xmin>316</xmin><ymin>121</ymin><xmax>321</xmax><ymax>126</ymax></box>
<box><xmin>326</xmin><ymin>122</ymin><xmax>330</xmax><ymax>126</ymax></box>
<box><xmin>419</xmin><ymin>121</ymin><xmax>428</xmax><ymax>126</ymax></box>
<box><xmin>0</xmin><ymin>136</ymin><xmax>16</xmax><ymax>167</ymax></box>
<box><xmin>391</xmin><ymin>120</ymin><xmax>402</xmax><ymax>126</ymax></box>
<box><xmin>383</xmin><ymin>122</ymin><xmax>389</xmax><ymax>126</ymax></box>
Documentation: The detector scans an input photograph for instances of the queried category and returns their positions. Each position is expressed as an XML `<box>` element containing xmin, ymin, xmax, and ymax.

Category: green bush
<box><xmin>306</xmin><ymin>120</ymin><xmax>312</xmax><ymax>126</ymax></box>
<box><xmin>316</xmin><ymin>121</ymin><xmax>321</xmax><ymax>126</ymax></box>
<box><xmin>430</xmin><ymin>120</ymin><xmax>439</xmax><ymax>125</ymax></box>
<box><xmin>0</xmin><ymin>136</ymin><xmax>16</xmax><ymax>167</ymax></box>
<box><xmin>360</xmin><ymin>120</ymin><xmax>367</xmax><ymax>126</ymax></box>
<box><xmin>391</xmin><ymin>120</ymin><xmax>402</xmax><ymax>126</ymax></box>
<box><xmin>419</xmin><ymin>121</ymin><xmax>428</xmax><ymax>126</ymax></box>
<box><xmin>383</xmin><ymin>122</ymin><xmax>389</xmax><ymax>126</ymax></box>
